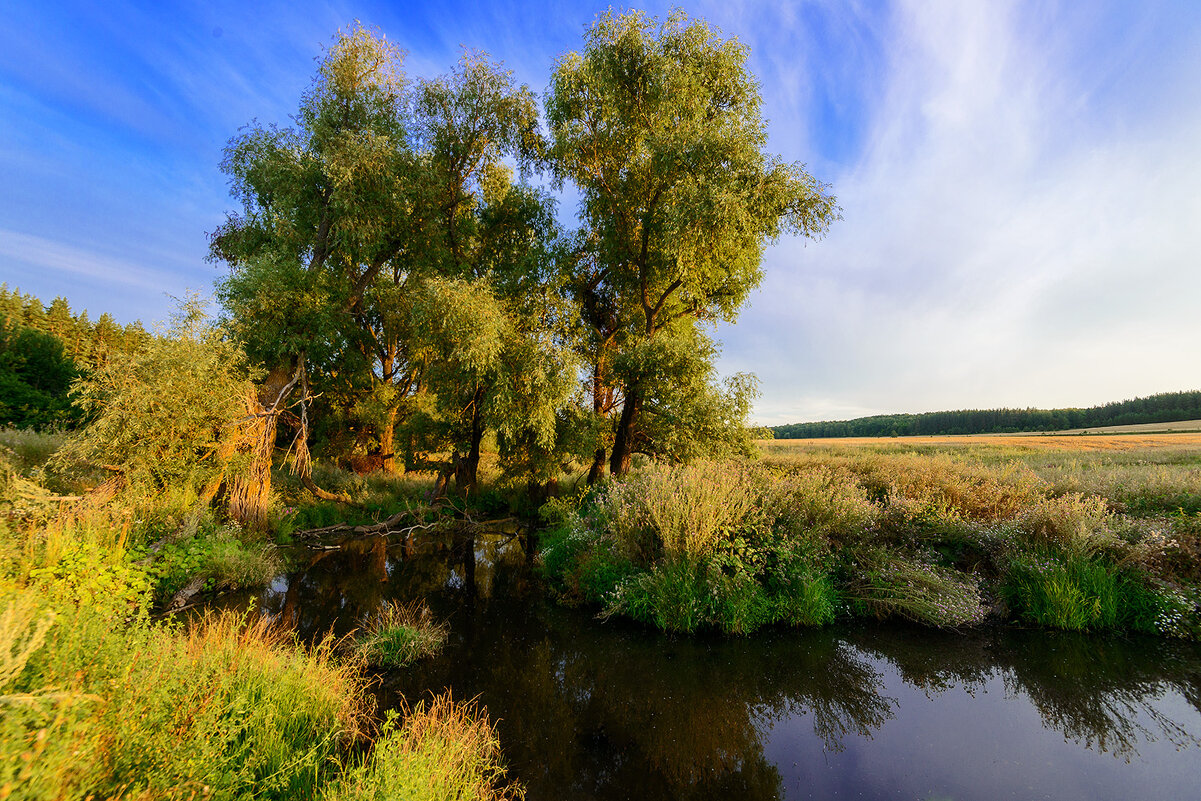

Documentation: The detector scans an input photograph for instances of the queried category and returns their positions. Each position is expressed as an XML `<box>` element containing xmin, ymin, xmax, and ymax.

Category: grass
<box><xmin>1003</xmin><ymin>552</ymin><xmax>1166</xmax><ymax>631</ymax></box>
<box><xmin>321</xmin><ymin>694</ymin><xmax>521</xmax><ymax>801</ymax></box>
<box><xmin>2</xmin><ymin>593</ymin><xmax>367</xmax><ymax>800</ymax></box>
<box><xmin>1</xmin><ymin>429</ymin><xmax>522</xmax><ymax>801</ymax></box>
<box><xmin>351</xmin><ymin>600</ymin><xmax>449</xmax><ymax>668</ymax></box>
<box><xmin>542</xmin><ymin>434</ymin><xmax>1201</xmax><ymax>637</ymax></box>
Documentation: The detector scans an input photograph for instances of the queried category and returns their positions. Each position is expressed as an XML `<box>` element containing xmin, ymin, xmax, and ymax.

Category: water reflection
<box><xmin>232</xmin><ymin>532</ymin><xmax>1201</xmax><ymax>800</ymax></box>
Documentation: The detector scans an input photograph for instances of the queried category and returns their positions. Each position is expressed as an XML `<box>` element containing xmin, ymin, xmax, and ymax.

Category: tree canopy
<box><xmin>207</xmin><ymin>12</ymin><xmax>840</xmax><ymax>496</ymax></box>
<box><xmin>546</xmin><ymin>9</ymin><xmax>839</xmax><ymax>476</ymax></box>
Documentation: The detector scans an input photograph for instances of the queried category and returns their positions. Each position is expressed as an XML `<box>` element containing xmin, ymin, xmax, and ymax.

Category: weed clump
<box><xmin>352</xmin><ymin>600</ymin><xmax>449</xmax><ymax>668</ymax></box>
<box><xmin>321</xmin><ymin>693</ymin><xmax>521</xmax><ymax>801</ymax></box>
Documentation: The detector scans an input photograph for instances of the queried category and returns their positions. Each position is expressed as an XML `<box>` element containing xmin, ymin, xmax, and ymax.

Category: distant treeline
<box><xmin>0</xmin><ymin>285</ymin><xmax>151</xmax><ymax>430</ymax></box>
<box><xmin>770</xmin><ymin>391</ymin><xmax>1201</xmax><ymax>438</ymax></box>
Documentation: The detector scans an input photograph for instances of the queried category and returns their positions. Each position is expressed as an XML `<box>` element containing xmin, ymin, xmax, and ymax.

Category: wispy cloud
<box><xmin>723</xmin><ymin>0</ymin><xmax>1201</xmax><ymax>424</ymax></box>
<box><xmin>0</xmin><ymin>229</ymin><xmax>176</xmax><ymax>295</ymax></box>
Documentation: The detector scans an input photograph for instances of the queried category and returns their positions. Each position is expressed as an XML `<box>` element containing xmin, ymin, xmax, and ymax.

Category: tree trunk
<box><xmin>455</xmin><ymin>387</ymin><xmax>485</xmax><ymax>495</ymax></box>
<box><xmin>380</xmin><ymin>405</ymin><xmax>399</xmax><ymax>474</ymax></box>
<box><xmin>587</xmin><ymin>359</ymin><xmax>608</xmax><ymax>484</ymax></box>
<box><xmin>610</xmin><ymin>382</ymin><xmax>641</xmax><ymax>477</ymax></box>
<box><xmin>587</xmin><ymin>447</ymin><xmax>607</xmax><ymax>484</ymax></box>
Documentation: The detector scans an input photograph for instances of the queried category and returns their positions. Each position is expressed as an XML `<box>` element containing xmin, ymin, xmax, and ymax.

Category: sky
<box><xmin>2</xmin><ymin>0</ymin><xmax>1200</xmax><ymax>425</ymax></box>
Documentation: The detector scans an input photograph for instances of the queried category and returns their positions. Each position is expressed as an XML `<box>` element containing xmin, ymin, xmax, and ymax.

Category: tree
<box><xmin>59</xmin><ymin>296</ymin><xmax>272</xmax><ymax>524</ymax></box>
<box><xmin>546</xmin><ymin>10</ymin><xmax>839</xmax><ymax>476</ymax></box>
<box><xmin>0</xmin><ymin>323</ymin><xmax>80</xmax><ymax>431</ymax></box>
<box><xmin>212</xmin><ymin>24</ymin><xmax>418</xmax><ymax>478</ymax></box>
<box><xmin>213</xmin><ymin>25</ymin><xmax>564</xmax><ymax>497</ymax></box>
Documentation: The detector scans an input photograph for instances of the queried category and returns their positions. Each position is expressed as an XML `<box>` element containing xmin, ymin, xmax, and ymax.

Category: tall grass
<box><xmin>1003</xmin><ymin>553</ymin><xmax>1166</xmax><ymax>632</ymax></box>
<box><xmin>321</xmin><ymin>694</ymin><xmax>521</xmax><ymax>801</ymax></box>
<box><xmin>2</xmin><ymin>593</ymin><xmax>367</xmax><ymax>800</ymax></box>
<box><xmin>544</xmin><ymin>439</ymin><xmax>1201</xmax><ymax>637</ymax></box>
<box><xmin>352</xmin><ymin>600</ymin><xmax>448</xmax><ymax>668</ymax></box>
<box><xmin>592</xmin><ymin>461</ymin><xmax>761</xmax><ymax>562</ymax></box>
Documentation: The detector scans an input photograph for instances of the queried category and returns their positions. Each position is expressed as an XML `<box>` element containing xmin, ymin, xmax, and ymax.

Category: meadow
<box><xmin>541</xmin><ymin>433</ymin><xmax>1201</xmax><ymax>636</ymax></box>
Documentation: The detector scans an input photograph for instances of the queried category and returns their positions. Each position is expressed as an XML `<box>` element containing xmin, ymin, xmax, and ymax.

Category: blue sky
<box><xmin>2</xmin><ymin>1</ymin><xmax>1200</xmax><ymax>424</ymax></box>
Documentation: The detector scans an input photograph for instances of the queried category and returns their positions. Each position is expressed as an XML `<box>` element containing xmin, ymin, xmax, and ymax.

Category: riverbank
<box><xmin>0</xmin><ymin>429</ymin><xmax>519</xmax><ymax>801</ymax></box>
<box><xmin>541</xmin><ymin>436</ymin><xmax>1201</xmax><ymax>636</ymax></box>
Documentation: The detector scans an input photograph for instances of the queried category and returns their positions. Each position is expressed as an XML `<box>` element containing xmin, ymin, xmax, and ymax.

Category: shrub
<box><xmin>352</xmin><ymin>601</ymin><xmax>448</xmax><ymax>668</ymax></box>
<box><xmin>607</xmin><ymin>560</ymin><xmax>712</xmax><ymax>633</ymax></box>
<box><xmin>136</xmin><ymin>532</ymin><xmax>280</xmax><ymax>604</ymax></box>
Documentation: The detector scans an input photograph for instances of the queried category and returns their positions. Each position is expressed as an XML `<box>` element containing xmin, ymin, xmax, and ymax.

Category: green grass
<box><xmin>2</xmin><ymin>593</ymin><xmax>368</xmax><ymax>801</ymax></box>
<box><xmin>1003</xmin><ymin>552</ymin><xmax>1166</xmax><ymax>631</ymax></box>
<box><xmin>542</xmin><ymin>443</ymin><xmax>1201</xmax><ymax>637</ymax></box>
<box><xmin>1</xmin><ymin>434</ymin><xmax>521</xmax><ymax>800</ymax></box>
<box><xmin>320</xmin><ymin>694</ymin><xmax>521</xmax><ymax>801</ymax></box>
<box><xmin>351</xmin><ymin>600</ymin><xmax>448</xmax><ymax>668</ymax></box>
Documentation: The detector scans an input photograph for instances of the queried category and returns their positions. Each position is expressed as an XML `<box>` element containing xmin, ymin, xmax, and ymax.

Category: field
<box><xmin>542</xmin><ymin>431</ymin><xmax>1201</xmax><ymax>636</ymax></box>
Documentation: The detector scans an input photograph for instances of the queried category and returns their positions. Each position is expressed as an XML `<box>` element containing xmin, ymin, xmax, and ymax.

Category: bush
<box><xmin>765</xmin><ymin>465</ymin><xmax>878</xmax><ymax>546</ymax></box>
<box><xmin>135</xmin><ymin>531</ymin><xmax>280</xmax><ymax>604</ymax></box>
<box><xmin>1003</xmin><ymin>552</ymin><xmax>1166</xmax><ymax>632</ymax></box>
<box><xmin>351</xmin><ymin>601</ymin><xmax>448</xmax><ymax>668</ymax></box>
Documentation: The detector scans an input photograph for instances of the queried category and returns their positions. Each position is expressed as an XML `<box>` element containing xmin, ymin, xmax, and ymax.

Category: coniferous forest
<box><xmin>770</xmin><ymin>391</ymin><xmax>1201</xmax><ymax>438</ymax></box>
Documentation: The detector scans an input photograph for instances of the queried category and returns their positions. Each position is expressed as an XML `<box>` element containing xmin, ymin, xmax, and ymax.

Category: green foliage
<box><xmin>59</xmin><ymin>295</ymin><xmax>256</xmax><ymax>494</ymax></box>
<box><xmin>0</xmin><ymin>428</ymin><xmax>66</xmax><ymax>474</ymax></box>
<box><xmin>547</xmin><ymin>9</ymin><xmax>839</xmax><ymax>476</ymax></box>
<box><xmin>133</xmin><ymin>532</ymin><xmax>280</xmax><ymax>604</ymax></box>
<box><xmin>543</xmin><ymin>461</ymin><xmax>842</xmax><ymax>634</ymax></box>
<box><xmin>1003</xmin><ymin>553</ymin><xmax>1167</xmax><ymax>632</ymax></box>
<box><xmin>0</xmin><ymin>323</ymin><xmax>81</xmax><ymax>430</ymax></box>
<box><xmin>844</xmin><ymin>551</ymin><xmax>986</xmax><ymax>628</ymax></box>
<box><xmin>213</xmin><ymin>25</ymin><xmax>564</xmax><ymax>492</ymax></box>
<box><xmin>0</xmin><ymin>284</ymin><xmax>151</xmax><ymax>370</ymax></box>
<box><xmin>25</xmin><ymin>545</ymin><xmax>153</xmax><ymax>615</ymax></box>
<box><xmin>1</xmin><ymin>594</ymin><xmax>368</xmax><ymax>801</ymax></box>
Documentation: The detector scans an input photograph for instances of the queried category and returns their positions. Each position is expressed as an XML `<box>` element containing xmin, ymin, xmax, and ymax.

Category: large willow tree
<box><xmin>546</xmin><ymin>10</ymin><xmax>840</xmax><ymax>476</ymax></box>
<box><xmin>211</xmin><ymin>25</ymin><xmax>565</xmax><ymax>493</ymax></box>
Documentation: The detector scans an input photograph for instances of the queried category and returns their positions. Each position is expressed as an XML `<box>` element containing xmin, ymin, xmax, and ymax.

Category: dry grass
<box><xmin>761</xmin><ymin>432</ymin><xmax>1201</xmax><ymax>453</ymax></box>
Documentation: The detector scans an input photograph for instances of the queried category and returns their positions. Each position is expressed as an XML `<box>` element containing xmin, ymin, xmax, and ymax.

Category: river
<box><xmin>224</xmin><ymin>529</ymin><xmax>1201</xmax><ymax>801</ymax></box>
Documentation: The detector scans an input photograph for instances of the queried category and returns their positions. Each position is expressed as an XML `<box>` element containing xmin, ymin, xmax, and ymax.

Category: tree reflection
<box><xmin>395</xmin><ymin>560</ymin><xmax>896</xmax><ymax>800</ymax></box>
<box><xmin>850</xmin><ymin>626</ymin><xmax>1201</xmax><ymax>761</ymax></box>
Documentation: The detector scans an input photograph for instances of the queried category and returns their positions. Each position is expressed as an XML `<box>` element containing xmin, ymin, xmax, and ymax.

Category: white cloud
<box><xmin>0</xmin><ymin>229</ymin><xmax>175</xmax><ymax>294</ymax></box>
<box><xmin>723</xmin><ymin>0</ymin><xmax>1201</xmax><ymax>425</ymax></box>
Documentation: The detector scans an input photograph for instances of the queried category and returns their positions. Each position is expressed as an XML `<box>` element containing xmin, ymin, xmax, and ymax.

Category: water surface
<box><xmin>232</xmin><ymin>530</ymin><xmax>1201</xmax><ymax>801</ymax></box>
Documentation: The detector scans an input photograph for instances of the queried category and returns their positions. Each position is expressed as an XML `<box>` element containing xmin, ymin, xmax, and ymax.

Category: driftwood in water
<box><xmin>166</xmin><ymin>575</ymin><xmax>207</xmax><ymax>611</ymax></box>
<box><xmin>296</xmin><ymin>506</ymin><xmax>439</xmax><ymax>538</ymax></box>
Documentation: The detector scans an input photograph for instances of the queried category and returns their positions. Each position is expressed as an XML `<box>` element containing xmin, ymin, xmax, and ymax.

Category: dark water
<box><xmin>230</xmin><ymin>530</ymin><xmax>1201</xmax><ymax>801</ymax></box>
